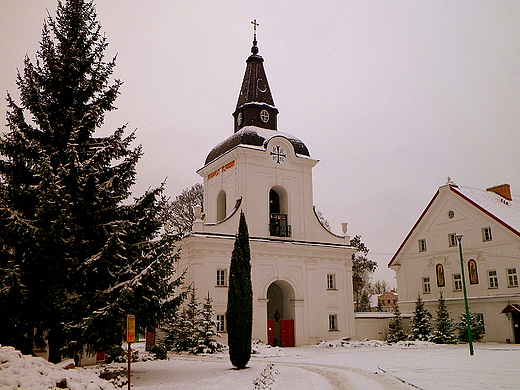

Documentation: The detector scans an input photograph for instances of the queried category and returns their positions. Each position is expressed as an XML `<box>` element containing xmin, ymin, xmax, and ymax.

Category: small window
<box><xmin>448</xmin><ymin>233</ymin><xmax>457</xmax><ymax>247</ymax></box>
<box><xmin>488</xmin><ymin>270</ymin><xmax>498</xmax><ymax>288</ymax></box>
<box><xmin>448</xmin><ymin>210</ymin><xmax>455</xmax><ymax>219</ymax></box>
<box><xmin>328</xmin><ymin>314</ymin><xmax>338</xmax><ymax>331</ymax></box>
<box><xmin>327</xmin><ymin>274</ymin><xmax>336</xmax><ymax>290</ymax></box>
<box><xmin>217</xmin><ymin>190</ymin><xmax>227</xmax><ymax>221</ymax></box>
<box><xmin>507</xmin><ymin>268</ymin><xmax>518</xmax><ymax>287</ymax></box>
<box><xmin>482</xmin><ymin>227</ymin><xmax>492</xmax><ymax>242</ymax></box>
<box><xmin>418</xmin><ymin>239</ymin><xmax>427</xmax><ymax>252</ymax></box>
<box><xmin>453</xmin><ymin>274</ymin><xmax>462</xmax><ymax>291</ymax></box>
<box><xmin>216</xmin><ymin>314</ymin><xmax>226</xmax><ymax>332</ymax></box>
<box><xmin>422</xmin><ymin>277</ymin><xmax>431</xmax><ymax>294</ymax></box>
<box><xmin>216</xmin><ymin>269</ymin><xmax>227</xmax><ymax>286</ymax></box>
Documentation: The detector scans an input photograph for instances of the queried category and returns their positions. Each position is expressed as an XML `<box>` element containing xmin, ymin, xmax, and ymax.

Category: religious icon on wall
<box><xmin>436</xmin><ymin>263</ymin><xmax>445</xmax><ymax>287</ymax></box>
<box><xmin>468</xmin><ymin>259</ymin><xmax>479</xmax><ymax>284</ymax></box>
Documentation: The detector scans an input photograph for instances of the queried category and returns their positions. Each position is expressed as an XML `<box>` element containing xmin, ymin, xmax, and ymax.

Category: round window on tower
<box><xmin>448</xmin><ymin>210</ymin><xmax>454</xmax><ymax>219</ymax></box>
<box><xmin>260</xmin><ymin>109</ymin><xmax>269</xmax><ymax>123</ymax></box>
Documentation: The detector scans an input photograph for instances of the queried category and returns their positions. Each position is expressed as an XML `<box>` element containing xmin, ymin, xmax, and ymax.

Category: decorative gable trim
<box><xmin>389</xmin><ymin>183</ymin><xmax>520</xmax><ymax>268</ymax></box>
<box><xmin>388</xmin><ymin>190</ymin><xmax>440</xmax><ymax>267</ymax></box>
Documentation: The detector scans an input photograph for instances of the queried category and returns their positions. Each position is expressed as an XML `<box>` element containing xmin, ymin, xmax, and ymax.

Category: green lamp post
<box><xmin>455</xmin><ymin>234</ymin><xmax>474</xmax><ymax>356</ymax></box>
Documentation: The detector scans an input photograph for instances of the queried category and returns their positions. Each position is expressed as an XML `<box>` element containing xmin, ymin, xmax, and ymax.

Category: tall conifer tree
<box><xmin>227</xmin><ymin>211</ymin><xmax>253</xmax><ymax>369</ymax></box>
<box><xmin>386</xmin><ymin>304</ymin><xmax>407</xmax><ymax>342</ymax></box>
<box><xmin>429</xmin><ymin>292</ymin><xmax>457</xmax><ymax>344</ymax></box>
<box><xmin>0</xmin><ymin>0</ymin><xmax>183</xmax><ymax>362</ymax></box>
<box><xmin>410</xmin><ymin>294</ymin><xmax>432</xmax><ymax>341</ymax></box>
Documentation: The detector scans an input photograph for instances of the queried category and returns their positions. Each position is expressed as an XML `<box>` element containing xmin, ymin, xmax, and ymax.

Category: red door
<box><xmin>267</xmin><ymin>320</ymin><xmax>275</xmax><ymax>346</ymax></box>
<box><xmin>280</xmin><ymin>319</ymin><xmax>294</xmax><ymax>347</ymax></box>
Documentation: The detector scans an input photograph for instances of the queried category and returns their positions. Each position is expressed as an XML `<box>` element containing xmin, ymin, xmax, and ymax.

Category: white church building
<box><xmin>176</xmin><ymin>37</ymin><xmax>356</xmax><ymax>346</ymax></box>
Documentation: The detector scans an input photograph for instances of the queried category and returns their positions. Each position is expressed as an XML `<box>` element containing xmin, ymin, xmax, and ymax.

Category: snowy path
<box><xmin>276</xmin><ymin>362</ymin><xmax>410</xmax><ymax>390</ymax></box>
<box><xmin>129</xmin><ymin>342</ymin><xmax>520</xmax><ymax>390</ymax></box>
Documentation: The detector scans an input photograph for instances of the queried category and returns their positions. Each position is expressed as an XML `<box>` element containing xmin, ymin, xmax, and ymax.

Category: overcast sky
<box><xmin>2</xmin><ymin>1</ymin><xmax>520</xmax><ymax>286</ymax></box>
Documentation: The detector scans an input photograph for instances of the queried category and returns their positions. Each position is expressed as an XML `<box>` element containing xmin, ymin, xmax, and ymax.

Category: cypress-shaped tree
<box><xmin>429</xmin><ymin>292</ymin><xmax>457</xmax><ymax>344</ymax></box>
<box><xmin>386</xmin><ymin>304</ymin><xmax>407</xmax><ymax>342</ymax></box>
<box><xmin>0</xmin><ymin>0</ymin><xmax>184</xmax><ymax>362</ymax></box>
<box><xmin>227</xmin><ymin>211</ymin><xmax>253</xmax><ymax>369</ymax></box>
<box><xmin>410</xmin><ymin>294</ymin><xmax>432</xmax><ymax>341</ymax></box>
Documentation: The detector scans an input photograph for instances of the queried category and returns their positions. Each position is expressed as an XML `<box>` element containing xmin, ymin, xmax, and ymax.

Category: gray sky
<box><xmin>2</xmin><ymin>1</ymin><xmax>520</xmax><ymax>286</ymax></box>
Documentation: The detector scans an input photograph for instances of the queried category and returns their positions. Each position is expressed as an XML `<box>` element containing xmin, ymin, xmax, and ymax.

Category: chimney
<box><xmin>486</xmin><ymin>184</ymin><xmax>512</xmax><ymax>201</ymax></box>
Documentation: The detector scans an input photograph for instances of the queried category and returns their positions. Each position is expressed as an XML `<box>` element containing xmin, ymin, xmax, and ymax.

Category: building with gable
<box><xmin>389</xmin><ymin>179</ymin><xmax>520</xmax><ymax>343</ymax></box>
<box><xmin>175</xmin><ymin>37</ymin><xmax>356</xmax><ymax>346</ymax></box>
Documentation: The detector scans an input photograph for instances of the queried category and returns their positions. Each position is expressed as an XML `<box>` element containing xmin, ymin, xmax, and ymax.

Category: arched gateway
<box><xmin>267</xmin><ymin>281</ymin><xmax>295</xmax><ymax>347</ymax></box>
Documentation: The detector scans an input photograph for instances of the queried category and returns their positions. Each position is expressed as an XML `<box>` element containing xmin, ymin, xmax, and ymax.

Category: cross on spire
<box><xmin>251</xmin><ymin>19</ymin><xmax>259</xmax><ymax>55</ymax></box>
<box><xmin>251</xmin><ymin>19</ymin><xmax>259</xmax><ymax>34</ymax></box>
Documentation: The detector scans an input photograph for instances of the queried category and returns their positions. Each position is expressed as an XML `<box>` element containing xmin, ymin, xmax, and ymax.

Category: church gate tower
<box><xmin>177</xmin><ymin>29</ymin><xmax>356</xmax><ymax>346</ymax></box>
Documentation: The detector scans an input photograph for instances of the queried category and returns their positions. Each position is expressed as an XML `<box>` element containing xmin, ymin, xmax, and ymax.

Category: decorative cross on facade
<box><xmin>270</xmin><ymin>145</ymin><xmax>286</xmax><ymax>164</ymax></box>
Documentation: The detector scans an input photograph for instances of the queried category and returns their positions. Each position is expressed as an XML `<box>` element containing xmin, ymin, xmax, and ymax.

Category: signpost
<box><xmin>126</xmin><ymin>315</ymin><xmax>135</xmax><ymax>389</ymax></box>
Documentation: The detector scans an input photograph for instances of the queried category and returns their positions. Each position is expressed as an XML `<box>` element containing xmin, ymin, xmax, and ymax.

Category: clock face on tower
<box><xmin>260</xmin><ymin>109</ymin><xmax>269</xmax><ymax>123</ymax></box>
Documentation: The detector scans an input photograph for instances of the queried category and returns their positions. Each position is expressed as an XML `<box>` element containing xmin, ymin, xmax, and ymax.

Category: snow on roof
<box><xmin>452</xmin><ymin>185</ymin><xmax>520</xmax><ymax>235</ymax></box>
<box><xmin>204</xmin><ymin>126</ymin><xmax>311</xmax><ymax>165</ymax></box>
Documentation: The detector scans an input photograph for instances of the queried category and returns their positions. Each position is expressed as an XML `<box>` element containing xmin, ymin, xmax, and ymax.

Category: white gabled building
<box><xmin>175</xmin><ymin>38</ymin><xmax>356</xmax><ymax>346</ymax></box>
<box><xmin>389</xmin><ymin>179</ymin><xmax>520</xmax><ymax>343</ymax></box>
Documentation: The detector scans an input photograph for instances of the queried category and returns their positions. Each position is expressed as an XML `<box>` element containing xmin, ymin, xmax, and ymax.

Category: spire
<box><xmin>251</xmin><ymin>19</ymin><xmax>259</xmax><ymax>55</ymax></box>
<box><xmin>233</xmin><ymin>20</ymin><xmax>278</xmax><ymax>133</ymax></box>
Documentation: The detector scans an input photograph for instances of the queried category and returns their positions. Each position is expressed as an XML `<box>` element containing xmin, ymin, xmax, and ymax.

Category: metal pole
<box><xmin>455</xmin><ymin>234</ymin><xmax>474</xmax><ymax>356</ymax></box>
<box><xmin>127</xmin><ymin>342</ymin><xmax>131</xmax><ymax>390</ymax></box>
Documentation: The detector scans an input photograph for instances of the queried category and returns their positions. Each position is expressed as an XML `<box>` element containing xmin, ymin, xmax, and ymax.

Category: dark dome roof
<box><xmin>205</xmin><ymin>126</ymin><xmax>310</xmax><ymax>165</ymax></box>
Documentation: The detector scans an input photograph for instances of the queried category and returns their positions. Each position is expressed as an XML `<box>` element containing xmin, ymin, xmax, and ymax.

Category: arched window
<box><xmin>217</xmin><ymin>190</ymin><xmax>226</xmax><ymax>221</ymax></box>
<box><xmin>269</xmin><ymin>187</ymin><xmax>290</xmax><ymax>237</ymax></box>
<box><xmin>468</xmin><ymin>259</ymin><xmax>479</xmax><ymax>284</ymax></box>
<box><xmin>436</xmin><ymin>263</ymin><xmax>445</xmax><ymax>287</ymax></box>
<box><xmin>269</xmin><ymin>189</ymin><xmax>280</xmax><ymax>214</ymax></box>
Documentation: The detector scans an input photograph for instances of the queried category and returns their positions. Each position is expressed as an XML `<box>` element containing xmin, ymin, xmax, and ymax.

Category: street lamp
<box><xmin>455</xmin><ymin>234</ymin><xmax>474</xmax><ymax>356</ymax></box>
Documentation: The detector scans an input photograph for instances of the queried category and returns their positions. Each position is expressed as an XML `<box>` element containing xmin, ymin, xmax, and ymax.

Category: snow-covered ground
<box><xmin>2</xmin><ymin>340</ymin><xmax>519</xmax><ymax>389</ymax></box>
<box><xmin>131</xmin><ymin>340</ymin><xmax>520</xmax><ymax>390</ymax></box>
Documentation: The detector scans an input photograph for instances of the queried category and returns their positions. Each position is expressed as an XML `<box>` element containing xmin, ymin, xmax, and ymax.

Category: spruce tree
<box><xmin>429</xmin><ymin>292</ymin><xmax>457</xmax><ymax>344</ymax></box>
<box><xmin>410</xmin><ymin>294</ymin><xmax>432</xmax><ymax>341</ymax></box>
<box><xmin>0</xmin><ymin>0</ymin><xmax>184</xmax><ymax>362</ymax></box>
<box><xmin>185</xmin><ymin>289</ymin><xmax>202</xmax><ymax>350</ymax></box>
<box><xmin>160</xmin><ymin>290</ymin><xmax>222</xmax><ymax>354</ymax></box>
<box><xmin>456</xmin><ymin>312</ymin><xmax>485</xmax><ymax>342</ymax></box>
<box><xmin>386</xmin><ymin>304</ymin><xmax>407</xmax><ymax>342</ymax></box>
<box><xmin>160</xmin><ymin>307</ymin><xmax>193</xmax><ymax>352</ymax></box>
<box><xmin>227</xmin><ymin>211</ymin><xmax>253</xmax><ymax>369</ymax></box>
<box><xmin>359</xmin><ymin>293</ymin><xmax>371</xmax><ymax>312</ymax></box>
<box><xmin>194</xmin><ymin>292</ymin><xmax>223</xmax><ymax>354</ymax></box>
